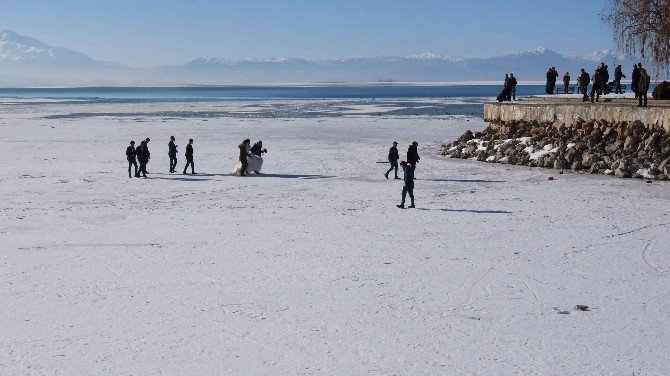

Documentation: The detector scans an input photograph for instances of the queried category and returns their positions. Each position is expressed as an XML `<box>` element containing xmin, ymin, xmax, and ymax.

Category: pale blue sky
<box><xmin>0</xmin><ymin>0</ymin><xmax>615</xmax><ymax>67</ymax></box>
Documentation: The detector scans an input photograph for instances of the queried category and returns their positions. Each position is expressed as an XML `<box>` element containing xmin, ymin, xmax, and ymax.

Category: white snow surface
<box><xmin>1</xmin><ymin>101</ymin><xmax>670</xmax><ymax>375</ymax></box>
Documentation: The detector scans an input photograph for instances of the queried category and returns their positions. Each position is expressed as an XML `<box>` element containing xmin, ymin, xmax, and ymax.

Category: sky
<box><xmin>0</xmin><ymin>0</ymin><xmax>616</xmax><ymax>67</ymax></box>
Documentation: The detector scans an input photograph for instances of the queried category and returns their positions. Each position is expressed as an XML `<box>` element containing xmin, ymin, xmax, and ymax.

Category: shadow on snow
<box><xmin>415</xmin><ymin>208</ymin><xmax>512</xmax><ymax>214</ymax></box>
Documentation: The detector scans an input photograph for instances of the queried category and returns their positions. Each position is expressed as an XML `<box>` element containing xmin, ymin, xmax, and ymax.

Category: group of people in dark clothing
<box><xmin>498</xmin><ymin>73</ymin><xmax>518</xmax><ymax>102</ymax></box>
<box><xmin>126</xmin><ymin>136</ymin><xmax>194</xmax><ymax>178</ymax></box>
<box><xmin>235</xmin><ymin>139</ymin><xmax>267</xmax><ymax>176</ymax></box>
<box><xmin>385</xmin><ymin>141</ymin><xmax>420</xmax><ymax>209</ymax></box>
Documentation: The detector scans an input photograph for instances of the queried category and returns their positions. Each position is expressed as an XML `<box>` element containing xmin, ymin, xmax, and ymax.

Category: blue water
<box><xmin>0</xmin><ymin>85</ymin><xmax>547</xmax><ymax>102</ymax></box>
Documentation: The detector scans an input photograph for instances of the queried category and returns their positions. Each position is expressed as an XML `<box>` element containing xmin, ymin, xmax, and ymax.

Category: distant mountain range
<box><xmin>0</xmin><ymin>29</ymin><xmax>644</xmax><ymax>86</ymax></box>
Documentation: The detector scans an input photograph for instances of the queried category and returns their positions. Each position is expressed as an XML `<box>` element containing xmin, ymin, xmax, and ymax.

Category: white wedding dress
<box><xmin>232</xmin><ymin>146</ymin><xmax>264</xmax><ymax>174</ymax></box>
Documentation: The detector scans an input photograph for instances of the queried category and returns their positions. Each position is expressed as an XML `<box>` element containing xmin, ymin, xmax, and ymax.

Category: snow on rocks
<box><xmin>440</xmin><ymin>118</ymin><xmax>670</xmax><ymax>180</ymax></box>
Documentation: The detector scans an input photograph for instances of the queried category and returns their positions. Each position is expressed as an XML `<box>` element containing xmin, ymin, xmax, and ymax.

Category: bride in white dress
<box><xmin>232</xmin><ymin>140</ymin><xmax>266</xmax><ymax>175</ymax></box>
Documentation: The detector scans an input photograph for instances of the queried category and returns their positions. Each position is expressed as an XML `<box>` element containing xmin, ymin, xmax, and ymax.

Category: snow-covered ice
<box><xmin>1</xmin><ymin>100</ymin><xmax>669</xmax><ymax>375</ymax></box>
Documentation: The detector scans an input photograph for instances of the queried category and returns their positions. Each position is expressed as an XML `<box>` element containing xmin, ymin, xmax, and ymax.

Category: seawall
<box><xmin>483</xmin><ymin>100</ymin><xmax>670</xmax><ymax>131</ymax></box>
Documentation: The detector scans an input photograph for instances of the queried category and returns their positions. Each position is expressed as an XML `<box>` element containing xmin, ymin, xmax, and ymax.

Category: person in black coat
<box><xmin>385</xmin><ymin>141</ymin><xmax>400</xmax><ymax>179</ymax></box>
<box><xmin>238</xmin><ymin>139</ymin><xmax>251</xmax><ymax>176</ymax></box>
<box><xmin>143</xmin><ymin>138</ymin><xmax>151</xmax><ymax>173</ymax></box>
<box><xmin>509</xmin><ymin>73</ymin><xmax>518</xmax><ymax>101</ymax></box>
<box><xmin>579</xmin><ymin>69</ymin><xmax>590</xmax><ymax>102</ymax></box>
<box><xmin>250</xmin><ymin>140</ymin><xmax>267</xmax><ymax>156</ymax></box>
<box><xmin>126</xmin><ymin>141</ymin><xmax>138</xmax><ymax>178</ymax></box>
<box><xmin>183</xmin><ymin>139</ymin><xmax>195</xmax><ymax>174</ymax></box>
<box><xmin>590</xmin><ymin>66</ymin><xmax>604</xmax><ymax>103</ymax></box>
<box><xmin>407</xmin><ymin>142</ymin><xmax>420</xmax><ymax>168</ymax></box>
<box><xmin>614</xmin><ymin>65</ymin><xmax>626</xmax><ymax>94</ymax></box>
<box><xmin>135</xmin><ymin>140</ymin><xmax>149</xmax><ymax>178</ymax></box>
<box><xmin>631</xmin><ymin>64</ymin><xmax>640</xmax><ymax>98</ymax></box>
<box><xmin>397</xmin><ymin>161</ymin><xmax>415</xmax><ymax>209</ymax></box>
<box><xmin>168</xmin><ymin>136</ymin><xmax>178</xmax><ymax>173</ymax></box>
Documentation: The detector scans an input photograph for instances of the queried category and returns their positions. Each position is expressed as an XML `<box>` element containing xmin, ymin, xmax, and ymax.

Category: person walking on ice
<box><xmin>385</xmin><ymin>141</ymin><xmax>400</xmax><ymax>179</ymax></box>
<box><xmin>397</xmin><ymin>161</ymin><xmax>415</xmax><ymax>209</ymax></box>
<box><xmin>168</xmin><ymin>136</ymin><xmax>178</xmax><ymax>173</ymax></box>
<box><xmin>183</xmin><ymin>139</ymin><xmax>195</xmax><ymax>174</ymax></box>
<box><xmin>126</xmin><ymin>140</ymin><xmax>138</xmax><ymax>178</ymax></box>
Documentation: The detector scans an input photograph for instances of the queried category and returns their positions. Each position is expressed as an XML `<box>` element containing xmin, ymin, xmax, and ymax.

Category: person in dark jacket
<box><xmin>546</xmin><ymin>67</ymin><xmax>559</xmax><ymax>94</ymax></box>
<box><xmin>509</xmin><ymin>73</ymin><xmax>517</xmax><ymax>101</ymax></box>
<box><xmin>135</xmin><ymin>140</ymin><xmax>149</xmax><ymax>178</ymax></box>
<box><xmin>562</xmin><ymin>72</ymin><xmax>570</xmax><ymax>92</ymax></box>
<box><xmin>168</xmin><ymin>136</ymin><xmax>178</xmax><ymax>173</ymax></box>
<box><xmin>385</xmin><ymin>141</ymin><xmax>400</xmax><ymax>179</ymax></box>
<box><xmin>250</xmin><ymin>140</ymin><xmax>267</xmax><ymax>157</ymax></box>
<box><xmin>590</xmin><ymin>66</ymin><xmax>604</xmax><ymax>103</ymax></box>
<box><xmin>579</xmin><ymin>69</ymin><xmax>590</xmax><ymax>102</ymax></box>
<box><xmin>183</xmin><ymin>139</ymin><xmax>195</xmax><ymax>174</ymax></box>
<box><xmin>602</xmin><ymin>64</ymin><xmax>610</xmax><ymax>84</ymax></box>
<box><xmin>638</xmin><ymin>68</ymin><xmax>651</xmax><ymax>107</ymax></box>
<box><xmin>238</xmin><ymin>139</ymin><xmax>251</xmax><ymax>176</ymax></box>
<box><xmin>631</xmin><ymin>64</ymin><xmax>640</xmax><ymax>98</ymax></box>
<box><xmin>143</xmin><ymin>138</ymin><xmax>151</xmax><ymax>173</ymax></box>
<box><xmin>407</xmin><ymin>142</ymin><xmax>420</xmax><ymax>168</ymax></box>
<box><xmin>126</xmin><ymin>141</ymin><xmax>138</xmax><ymax>178</ymax></box>
<box><xmin>614</xmin><ymin>65</ymin><xmax>626</xmax><ymax>94</ymax></box>
<box><xmin>397</xmin><ymin>161</ymin><xmax>415</xmax><ymax>209</ymax></box>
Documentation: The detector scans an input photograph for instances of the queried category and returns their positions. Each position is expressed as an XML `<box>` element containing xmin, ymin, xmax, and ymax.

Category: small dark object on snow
<box><xmin>646</xmin><ymin>180</ymin><xmax>653</xmax><ymax>183</ymax></box>
<box><xmin>574</xmin><ymin>305</ymin><xmax>589</xmax><ymax>311</ymax></box>
<box><xmin>547</xmin><ymin>176</ymin><xmax>555</xmax><ymax>180</ymax></box>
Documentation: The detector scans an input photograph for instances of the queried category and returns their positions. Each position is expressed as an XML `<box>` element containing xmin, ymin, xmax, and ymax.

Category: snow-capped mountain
<box><xmin>0</xmin><ymin>29</ymin><xmax>122</xmax><ymax>67</ymax></box>
<box><xmin>0</xmin><ymin>30</ymin><xmax>647</xmax><ymax>86</ymax></box>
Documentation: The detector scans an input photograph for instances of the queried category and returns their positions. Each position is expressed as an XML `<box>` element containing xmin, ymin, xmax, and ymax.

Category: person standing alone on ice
<box><xmin>168</xmin><ymin>136</ymin><xmax>178</xmax><ymax>173</ymax></box>
<box><xmin>238</xmin><ymin>139</ymin><xmax>251</xmax><ymax>176</ymax></box>
<box><xmin>183</xmin><ymin>139</ymin><xmax>195</xmax><ymax>174</ymax></box>
<box><xmin>385</xmin><ymin>141</ymin><xmax>400</xmax><ymax>179</ymax></box>
<box><xmin>397</xmin><ymin>161</ymin><xmax>415</xmax><ymax>209</ymax></box>
<box><xmin>126</xmin><ymin>140</ymin><xmax>138</xmax><ymax>178</ymax></box>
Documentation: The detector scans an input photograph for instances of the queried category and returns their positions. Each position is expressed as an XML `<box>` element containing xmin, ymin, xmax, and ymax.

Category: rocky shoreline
<box><xmin>440</xmin><ymin>119</ymin><xmax>670</xmax><ymax>180</ymax></box>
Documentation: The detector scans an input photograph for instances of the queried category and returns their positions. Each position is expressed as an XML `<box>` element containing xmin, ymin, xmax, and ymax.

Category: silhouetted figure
<box><xmin>614</xmin><ymin>65</ymin><xmax>626</xmax><ymax>94</ymax></box>
<box><xmin>249</xmin><ymin>140</ymin><xmax>267</xmax><ymax>174</ymax></box>
<box><xmin>396</xmin><ymin>161</ymin><xmax>415</xmax><ymax>209</ymax></box>
<box><xmin>579</xmin><ymin>69</ymin><xmax>590</xmax><ymax>102</ymax></box>
<box><xmin>631</xmin><ymin>64</ymin><xmax>641</xmax><ymax>98</ymax></box>
<box><xmin>385</xmin><ymin>141</ymin><xmax>400</xmax><ymax>179</ymax></box>
<box><xmin>546</xmin><ymin>67</ymin><xmax>559</xmax><ymax>94</ymax></box>
<box><xmin>590</xmin><ymin>65</ymin><xmax>604</xmax><ymax>102</ymax></box>
<box><xmin>562</xmin><ymin>72</ymin><xmax>570</xmax><ymax>93</ymax></box>
<box><xmin>144</xmin><ymin>138</ymin><xmax>151</xmax><ymax>173</ymax></box>
<box><xmin>638</xmin><ymin>68</ymin><xmax>650</xmax><ymax>107</ymax></box>
<box><xmin>183</xmin><ymin>139</ymin><xmax>195</xmax><ymax>174</ymax></box>
<box><xmin>136</xmin><ymin>140</ymin><xmax>149</xmax><ymax>178</ymax></box>
<box><xmin>509</xmin><ymin>73</ymin><xmax>517</xmax><ymax>101</ymax></box>
<box><xmin>407</xmin><ymin>142</ymin><xmax>420</xmax><ymax>168</ymax></box>
<box><xmin>238</xmin><ymin>139</ymin><xmax>251</xmax><ymax>176</ymax></box>
<box><xmin>168</xmin><ymin>136</ymin><xmax>178</xmax><ymax>173</ymax></box>
<box><xmin>126</xmin><ymin>141</ymin><xmax>138</xmax><ymax>178</ymax></box>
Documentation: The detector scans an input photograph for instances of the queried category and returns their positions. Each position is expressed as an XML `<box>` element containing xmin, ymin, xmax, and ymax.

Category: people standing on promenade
<box><xmin>509</xmin><ymin>73</ymin><xmax>517</xmax><ymax>101</ymax></box>
<box><xmin>407</xmin><ymin>142</ymin><xmax>420</xmax><ymax>169</ymax></box>
<box><xmin>638</xmin><ymin>68</ymin><xmax>651</xmax><ymax>107</ymax></box>
<box><xmin>396</xmin><ymin>161</ymin><xmax>415</xmax><ymax>209</ymax></box>
<box><xmin>183</xmin><ymin>139</ymin><xmax>195</xmax><ymax>174</ymax></box>
<box><xmin>579</xmin><ymin>69</ymin><xmax>590</xmax><ymax>102</ymax></box>
<box><xmin>168</xmin><ymin>136</ymin><xmax>178</xmax><ymax>173</ymax></box>
<box><xmin>545</xmin><ymin>67</ymin><xmax>558</xmax><ymax>94</ymax></box>
<box><xmin>614</xmin><ymin>65</ymin><xmax>626</xmax><ymax>94</ymax></box>
<box><xmin>144</xmin><ymin>138</ymin><xmax>151</xmax><ymax>173</ymax></box>
<box><xmin>632</xmin><ymin>64</ymin><xmax>641</xmax><ymax>98</ymax></box>
<box><xmin>136</xmin><ymin>140</ymin><xmax>149</xmax><ymax>178</ymax></box>
<box><xmin>602</xmin><ymin>64</ymin><xmax>610</xmax><ymax>84</ymax></box>
<box><xmin>385</xmin><ymin>141</ymin><xmax>400</xmax><ymax>179</ymax></box>
<box><xmin>562</xmin><ymin>72</ymin><xmax>570</xmax><ymax>93</ymax></box>
<box><xmin>126</xmin><ymin>141</ymin><xmax>138</xmax><ymax>178</ymax></box>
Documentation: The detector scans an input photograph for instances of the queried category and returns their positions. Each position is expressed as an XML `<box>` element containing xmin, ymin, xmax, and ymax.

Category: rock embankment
<box><xmin>440</xmin><ymin>119</ymin><xmax>670</xmax><ymax>180</ymax></box>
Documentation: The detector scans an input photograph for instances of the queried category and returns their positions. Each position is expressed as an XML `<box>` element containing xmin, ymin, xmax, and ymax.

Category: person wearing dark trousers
<box><xmin>238</xmin><ymin>139</ymin><xmax>251</xmax><ymax>176</ymax></box>
<box><xmin>385</xmin><ymin>141</ymin><xmax>400</xmax><ymax>179</ymax></box>
<box><xmin>614</xmin><ymin>65</ymin><xmax>626</xmax><ymax>94</ymax></box>
<box><xmin>638</xmin><ymin>68</ymin><xmax>650</xmax><ymax>107</ymax></box>
<box><xmin>183</xmin><ymin>139</ymin><xmax>195</xmax><ymax>174</ymax></box>
<box><xmin>563</xmin><ymin>72</ymin><xmax>570</xmax><ymax>93</ymax></box>
<box><xmin>579</xmin><ymin>69</ymin><xmax>590</xmax><ymax>102</ymax></box>
<box><xmin>631</xmin><ymin>64</ymin><xmax>641</xmax><ymax>99</ymax></box>
<box><xmin>397</xmin><ymin>161</ymin><xmax>415</xmax><ymax>209</ymax></box>
<box><xmin>144</xmin><ymin>138</ymin><xmax>151</xmax><ymax>173</ymax></box>
<box><xmin>168</xmin><ymin>136</ymin><xmax>178</xmax><ymax>173</ymax></box>
<box><xmin>509</xmin><ymin>73</ymin><xmax>517</xmax><ymax>101</ymax></box>
<box><xmin>136</xmin><ymin>140</ymin><xmax>149</xmax><ymax>178</ymax></box>
<box><xmin>407</xmin><ymin>141</ymin><xmax>420</xmax><ymax>169</ymax></box>
<box><xmin>126</xmin><ymin>141</ymin><xmax>138</xmax><ymax>178</ymax></box>
<box><xmin>590</xmin><ymin>66</ymin><xmax>604</xmax><ymax>103</ymax></box>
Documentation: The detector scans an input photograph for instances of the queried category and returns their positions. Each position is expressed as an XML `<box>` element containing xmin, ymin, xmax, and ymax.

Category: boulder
<box><xmin>652</xmin><ymin>80</ymin><xmax>670</xmax><ymax>100</ymax></box>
